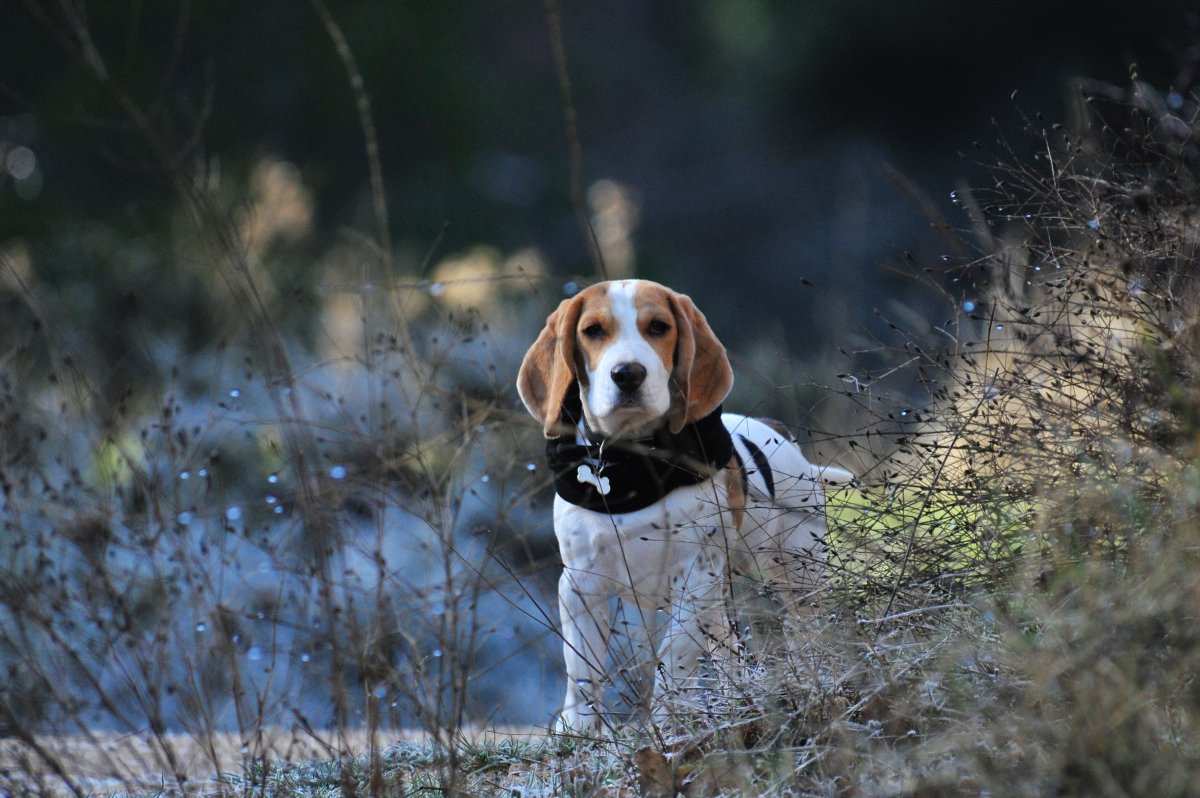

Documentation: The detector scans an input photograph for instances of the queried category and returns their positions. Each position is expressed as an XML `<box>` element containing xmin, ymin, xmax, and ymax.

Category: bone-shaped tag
<box><xmin>576</xmin><ymin>464</ymin><xmax>611</xmax><ymax>495</ymax></box>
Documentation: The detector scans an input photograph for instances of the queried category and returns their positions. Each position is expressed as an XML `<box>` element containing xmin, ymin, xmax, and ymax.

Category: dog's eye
<box><xmin>647</xmin><ymin>320</ymin><xmax>671</xmax><ymax>337</ymax></box>
<box><xmin>582</xmin><ymin>323</ymin><xmax>606</xmax><ymax>340</ymax></box>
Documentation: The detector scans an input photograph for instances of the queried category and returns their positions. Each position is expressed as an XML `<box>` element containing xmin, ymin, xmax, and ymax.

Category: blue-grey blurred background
<box><xmin>0</xmin><ymin>1</ymin><xmax>1194</xmax><ymax>732</ymax></box>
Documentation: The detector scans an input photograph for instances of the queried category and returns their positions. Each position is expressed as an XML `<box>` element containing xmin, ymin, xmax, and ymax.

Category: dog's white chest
<box><xmin>553</xmin><ymin>484</ymin><xmax>721</xmax><ymax>598</ymax></box>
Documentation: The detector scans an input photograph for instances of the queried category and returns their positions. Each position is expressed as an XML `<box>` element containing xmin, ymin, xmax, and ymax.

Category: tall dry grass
<box><xmin>1</xmin><ymin>5</ymin><xmax>573</xmax><ymax>796</ymax></box>
<box><xmin>3</xmin><ymin>3</ymin><xmax>1200</xmax><ymax>795</ymax></box>
<box><xmin>565</xmin><ymin>72</ymin><xmax>1200</xmax><ymax>797</ymax></box>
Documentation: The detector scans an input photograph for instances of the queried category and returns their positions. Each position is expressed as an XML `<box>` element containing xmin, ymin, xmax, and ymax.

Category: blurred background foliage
<box><xmin>2</xmin><ymin>0</ymin><xmax>1194</xmax><ymax>370</ymax></box>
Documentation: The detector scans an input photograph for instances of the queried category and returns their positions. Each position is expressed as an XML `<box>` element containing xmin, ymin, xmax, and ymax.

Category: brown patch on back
<box><xmin>755</xmin><ymin>417</ymin><xmax>798</xmax><ymax>443</ymax></box>
<box><xmin>723</xmin><ymin>455</ymin><xmax>746</xmax><ymax>531</ymax></box>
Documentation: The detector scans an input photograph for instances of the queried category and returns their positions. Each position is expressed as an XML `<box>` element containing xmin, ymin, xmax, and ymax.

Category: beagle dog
<box><xmin>518</xmin><ymin>279</ymin><xmax>851</xmax><ymax>732</ymax></box>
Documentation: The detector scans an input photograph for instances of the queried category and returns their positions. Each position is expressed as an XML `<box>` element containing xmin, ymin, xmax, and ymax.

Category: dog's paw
<box><xmin>555</xmin><ymin>707</ymin><xmax>604</xmax><ymax>736</ymax></box>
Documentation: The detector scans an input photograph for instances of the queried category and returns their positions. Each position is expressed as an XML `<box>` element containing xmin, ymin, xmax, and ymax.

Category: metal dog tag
<box><xmin>575</xmin><ymin>464</ymin><xmax>611</xmax><ymax>495</ymax></box>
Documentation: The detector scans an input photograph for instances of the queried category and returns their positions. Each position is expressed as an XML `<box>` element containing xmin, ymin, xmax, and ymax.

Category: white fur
<box><xmin>554</xmin><ymin>414</ymin><xmax>851</xmax><ymax>731</ymax></box>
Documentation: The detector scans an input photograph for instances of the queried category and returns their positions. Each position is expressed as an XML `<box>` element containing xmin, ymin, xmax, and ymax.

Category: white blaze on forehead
<box><xmin>607</xmin><ymin>280</ymin><xmax>642</xmax><ymax>340</ymax></box>
<box><xmin>582</xmin><ymin>279</ymin><xmax>673</xmax><ymax>437</ymax></box>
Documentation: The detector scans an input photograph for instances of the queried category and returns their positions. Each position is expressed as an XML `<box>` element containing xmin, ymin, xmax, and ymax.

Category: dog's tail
<box><xmin>754</xmin><ymin>416</ymin><xmax>854</xmax><ymax>488</ymax></box>
<box><xmin>805</xmin><ymin>462</ymin><xmax>854</xmax><ymax>487</ymax></box>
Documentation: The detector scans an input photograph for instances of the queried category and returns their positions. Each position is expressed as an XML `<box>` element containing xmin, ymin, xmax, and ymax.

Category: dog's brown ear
<box><xmin>518</xmin><ymin>295</ymin><xmax>585</xmax><ymax>437</ymax></box>
<box><xmin>667</xmin><ymin>291</ymin><xmax>733</xmax><ymax>433</ymax></box>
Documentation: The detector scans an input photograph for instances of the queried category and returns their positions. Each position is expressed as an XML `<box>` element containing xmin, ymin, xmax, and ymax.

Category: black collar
<box><xmin>545</xmin><ymin>388</ymin><xmax>733</xmax><ymax>514</ymax></box>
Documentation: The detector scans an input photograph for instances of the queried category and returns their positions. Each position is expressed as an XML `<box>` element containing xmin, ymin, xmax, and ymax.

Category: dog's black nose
<box><xmin>611</xmin><ymin>362</ymin><xmax>647</xmax><ymax>393</ymax></box>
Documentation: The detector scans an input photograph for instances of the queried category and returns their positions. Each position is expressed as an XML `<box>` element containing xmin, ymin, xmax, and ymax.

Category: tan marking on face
<box><xmin>574</xmin><ymin>280</ymin><xmax>682</xmax><ymax>438</ymax></box>
<box><xmin>571</xmin><ymin>286</ymin><xmax>616</xmax><ymax>380</ymax></box>
<box><xmin>572</xmin><ymin>282</ymin><xmax>678</xmax><ymax>382</ymax></box>
<box><xmin>631</xmin><ymin>283</ymin><xmax>679</xmax><ymax>377</ymax></box>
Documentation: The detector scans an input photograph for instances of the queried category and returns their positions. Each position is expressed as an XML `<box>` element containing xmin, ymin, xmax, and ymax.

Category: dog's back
<box><xmin>723</xmin><ymin>414</ymin><xmax>852</xmax><ymax>602</ymax></box>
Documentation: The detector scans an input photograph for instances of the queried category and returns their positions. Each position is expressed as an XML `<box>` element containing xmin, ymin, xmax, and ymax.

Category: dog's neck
<box><xmin>545</xmin><ymin>385</ymin><xmax>734</xmax><ymax>514</ymax></box>
<box><xmin>579</xmin><ymin>409</ymin><xmax>662</xmax><ymax>442</ymax></box>
<box><xmin>578</xmin><ymin>411</ymin><xmax>659</xmax><ymax>449</ymax></box>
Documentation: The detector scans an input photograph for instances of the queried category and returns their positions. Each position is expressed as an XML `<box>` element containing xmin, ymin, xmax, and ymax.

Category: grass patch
<box><xmin>826</xmin><ymin>486</ymin><xmax>1030</xmax><ymax>599</ymax></box>
<box><xmin>215</xmin><ymin>735</ymin><xmax>633</xmax><ymax>797</ymax></box>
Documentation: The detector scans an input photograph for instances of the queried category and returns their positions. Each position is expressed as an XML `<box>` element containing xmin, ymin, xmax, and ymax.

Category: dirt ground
<box><xmin>0</xmin><ymin>726</ymin><xmax>477</xmax><ymax>796</ymax></box>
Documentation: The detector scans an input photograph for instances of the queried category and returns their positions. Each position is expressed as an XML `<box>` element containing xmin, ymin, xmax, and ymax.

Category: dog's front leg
<box><xmin>556</xmin><ymin>568</ymin><xmax>611</xmax><ymax>733</ymax></box>
<box><xmin>653</xmin><ymin>551</ymin><xmax>737</xmax><ymax>724</ymax></box>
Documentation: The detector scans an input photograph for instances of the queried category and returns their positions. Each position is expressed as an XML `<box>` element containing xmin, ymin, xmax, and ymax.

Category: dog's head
<box><xmin>518</xmin><ymin>280</ymin><xmax>734</xmax><ymax>439</ymax></box>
